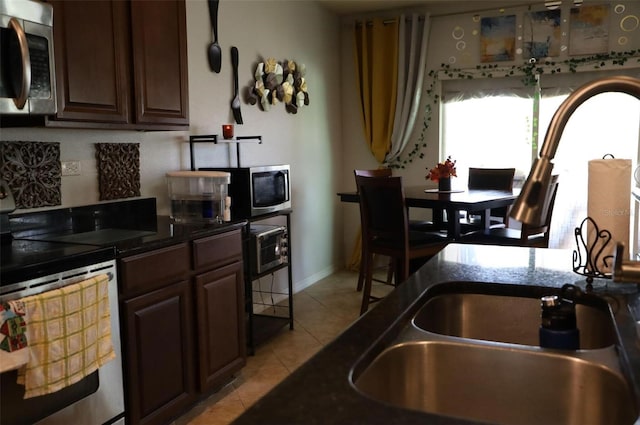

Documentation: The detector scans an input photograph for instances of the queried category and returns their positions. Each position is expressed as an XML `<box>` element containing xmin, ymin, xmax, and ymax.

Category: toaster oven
<box><xmin>249</xmin><ymin>224</ymin><xmax>288</xmax><ymax>275</ymax></box>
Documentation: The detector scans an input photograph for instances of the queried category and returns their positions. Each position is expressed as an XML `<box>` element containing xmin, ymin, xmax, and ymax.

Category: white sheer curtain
<box><xmin>385</xmin><ymin>13</ymin><xmax>430</xmax><ymax>163</ymax></box>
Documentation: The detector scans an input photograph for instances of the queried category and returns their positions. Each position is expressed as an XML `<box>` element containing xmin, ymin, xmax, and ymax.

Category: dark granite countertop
<box><xmin>102</xmin><ymin>215</ymin><xmax>248</xmax><ymax>256</ymax></box>
<box><xmin>1</xmin><ymin>198</ymin><xmax>248</xmax><ymax>284</ymax></box>
<box><xmin>232</xmin><ymin>243</ymin><xmax>640</xmax><ymax>425</ymax></box>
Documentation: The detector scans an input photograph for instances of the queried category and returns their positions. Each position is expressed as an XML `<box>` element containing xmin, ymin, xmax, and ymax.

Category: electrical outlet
<box><xmin>61</xmin><ymin>160</ymin><xmax>81</xmax><ymax>176</ymax></box>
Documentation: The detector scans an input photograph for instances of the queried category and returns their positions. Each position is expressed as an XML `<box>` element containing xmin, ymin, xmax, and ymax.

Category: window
<box><xmin>441</xmin><ymin>72</ymin><xmax>639</xmax><ymax>251</ymax></box>
<box><xmin>441</xmin><ymin>93</ymin><xmax>533</xmax><ymax>185</ymax></box>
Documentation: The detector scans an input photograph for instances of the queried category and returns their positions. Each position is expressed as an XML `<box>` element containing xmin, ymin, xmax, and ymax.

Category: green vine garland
<box><xmin>384</xmin><ymin>50</ymin><xmax>640</xmax><ymax>169</ymax></box>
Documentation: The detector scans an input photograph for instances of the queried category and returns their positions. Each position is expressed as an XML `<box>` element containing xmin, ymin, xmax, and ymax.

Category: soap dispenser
<box><xmin>539</xmin><ymin>284</ymin><xmax>581</xmax><ymax>350</ymax></box>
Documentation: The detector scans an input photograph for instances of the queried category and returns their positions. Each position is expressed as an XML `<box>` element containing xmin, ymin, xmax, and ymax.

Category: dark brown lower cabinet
<box><xmin>120</xmin><ymin>229</ymin><xmax>246</xmax><ymax>425</ymax></box>
<box><xmin>195</xmin><ymin>261</ymin><xmax>246</xmax><ymax>392</ymax></box>
<box><xmin>123</xmin><ymin>280</ymin><xmax>196</xmax><ymax>425</ymax></box>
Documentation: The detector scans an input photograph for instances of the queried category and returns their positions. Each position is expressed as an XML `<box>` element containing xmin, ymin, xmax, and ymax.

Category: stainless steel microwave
<box><xmin>200</xmin><ymin>165</ymin><xmax>291</xmax><ymax>220</ymax></box>
<box><xmin>0</xmin><ymin>0</ymin><xmax>56</xmax><ymax>115</ymax></box>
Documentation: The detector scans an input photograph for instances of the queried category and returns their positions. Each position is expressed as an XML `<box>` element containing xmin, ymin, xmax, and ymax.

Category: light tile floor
<box><xmin>173</xmin><ymin>269</ymin><xmax>393</xmax><ymax>425</ymax></box>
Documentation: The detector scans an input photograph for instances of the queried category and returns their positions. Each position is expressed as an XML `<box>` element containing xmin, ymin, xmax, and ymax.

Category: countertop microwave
<box><xmin>0</xmin><ymin>0</ymin><xmax>57</xmax><ymax>115</ymax></box>
<box><xmin>200</xmin><ymin>165</ymin><xmax>291</xmax><ymax>220</ymax></box>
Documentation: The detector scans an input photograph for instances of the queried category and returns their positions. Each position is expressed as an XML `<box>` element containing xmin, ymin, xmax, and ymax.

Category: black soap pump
<box><xmin>539</xmin><ymin>284</ymin><xmax>581</xmax><ymax>350</ymax></box>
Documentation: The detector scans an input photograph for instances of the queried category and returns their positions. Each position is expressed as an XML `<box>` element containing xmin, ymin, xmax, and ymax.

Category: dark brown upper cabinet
<box><xmin>48</xmin><ymin>0</ymin><xmax>189</xmax><ymax>130</ymax></box>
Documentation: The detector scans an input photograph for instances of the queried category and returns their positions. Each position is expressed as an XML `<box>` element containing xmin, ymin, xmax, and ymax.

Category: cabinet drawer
<box><xmin>120</xmin><ymin>243</ymin><xmax>189</xmax><ymax>296</ymax></box>
<box><xmin>192</xmin><ymin>230</ymin><xmax>242</xmax><ymax>272</ymax></box>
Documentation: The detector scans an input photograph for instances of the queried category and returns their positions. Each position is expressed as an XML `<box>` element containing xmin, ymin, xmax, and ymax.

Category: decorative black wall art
<box><xmin>0</xmin><ymin>141</ymin><xmax>61</xmax><ymax>209</ymax></box>
<box><xmin>95</xmin><ymin>143</ymin><xmax>141</xmax><ymax>201</ymax></box>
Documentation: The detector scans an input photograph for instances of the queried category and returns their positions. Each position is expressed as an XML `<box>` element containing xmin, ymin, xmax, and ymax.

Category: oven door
<box><xmin>0</xmin><ymin>260</ymin><xmax>125</xmax><ymax>425</ymax></box>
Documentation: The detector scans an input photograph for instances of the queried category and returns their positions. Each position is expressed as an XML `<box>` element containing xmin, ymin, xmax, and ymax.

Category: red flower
<box><xmin>426</xmin><ymin>156</ymin><xmax>457</xmax><ymax>181</ymax></box>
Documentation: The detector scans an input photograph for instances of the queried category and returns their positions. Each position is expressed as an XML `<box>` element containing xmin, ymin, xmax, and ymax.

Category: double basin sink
<box><xmin>351</xmin><ymin>282</ymin><xmax>639</xmax><ymax>425</ymax></box>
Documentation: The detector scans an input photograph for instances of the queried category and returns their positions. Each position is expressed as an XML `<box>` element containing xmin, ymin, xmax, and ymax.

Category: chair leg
<box><xmin>360</xmin><ymin>254</ymin><xmax>374</xmax><ymax>315</ymax></box>
<box><xmin>386</xmin><ymin>258</ymin><xmax>395</xmax><ymax>285</ymax></box>
<box><xmin>395</xmin><ymin>257</ymin><xmax>409</xmax><ymax>285</ymax></box>
<box><xmin>356</xmin><ymin>253</ymin><xmax>366</xmax><ymax>292</ymax></box>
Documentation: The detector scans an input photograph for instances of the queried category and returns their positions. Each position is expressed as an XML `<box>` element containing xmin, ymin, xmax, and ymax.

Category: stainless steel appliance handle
<box><xmin>8</xmin><ymin>17</ymin><xmax>31</xmax><ymax>110</ymax></box>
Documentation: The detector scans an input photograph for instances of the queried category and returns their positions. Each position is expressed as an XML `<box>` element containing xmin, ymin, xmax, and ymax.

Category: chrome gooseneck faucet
<box><xmin>509</xmin><ymin>75</ymin><xmax>640</xmax><ymax>283</ymax></box>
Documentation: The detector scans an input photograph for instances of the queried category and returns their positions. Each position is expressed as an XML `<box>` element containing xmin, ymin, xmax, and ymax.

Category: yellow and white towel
<box><xmin>17</xmin><ymin>274</ymin><xmax>115</xmax><ymax>399</ymax></box>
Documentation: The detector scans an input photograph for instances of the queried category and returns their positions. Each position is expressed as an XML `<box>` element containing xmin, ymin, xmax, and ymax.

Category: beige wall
<box><xmin>1</xmin><ymin>0</ymin><xmax>343</xmax><ymax>293</ymax></box>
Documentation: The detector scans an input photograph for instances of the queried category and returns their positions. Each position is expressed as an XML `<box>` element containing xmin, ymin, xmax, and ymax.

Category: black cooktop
<box><xmin>1</xmin><ymin>239</ymin><xmax>115</xmax><ymax>286</ymax></box>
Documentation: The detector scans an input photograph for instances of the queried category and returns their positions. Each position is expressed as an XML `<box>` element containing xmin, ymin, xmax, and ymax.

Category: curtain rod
<box><xmin>355</xmin><ymin>0</ymin><xmax>575</xmax><ymax>26</ymax></box>
<box><xmin>355</xmin><ymin>15</ymin><xmax>425</xmax><ymax>27</ymax></box>
<box><xmin>431</xmin><ymin>0</ymin><xmax>584</xmax><ymax>18</ymax></box>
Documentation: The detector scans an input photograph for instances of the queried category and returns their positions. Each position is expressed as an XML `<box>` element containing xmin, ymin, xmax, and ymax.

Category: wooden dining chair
<box><xmin>462</xmin><ymin>167</ymin><xmax>516</xmax><ymax>233</ymax></box>
<box><xmin>460</xmin><ymin>175</ymin><xmax>559</xmax><ymax>248</ymax></box>
<box><xmin>353</xmin><ymin>169</ymin><xmax>394</xmax><ymax>291</ymax></box>
<box><xmin>355</xmin><ymin>175</ymin><xmax>448</xmax><ymax>314</ymax></box>
<box><xmin>353</xmin><ymin>168</ymin><xmax>442</xmax><ymax>291</ymax></box>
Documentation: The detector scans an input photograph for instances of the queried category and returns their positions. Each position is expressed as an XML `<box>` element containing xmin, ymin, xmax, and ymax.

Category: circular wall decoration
<box><xmin>618</xmin><ymin>36</ymin><xmax>628</xmax><ymax>45</ymax></box>
<box><xmin>448</xmin><ymin>56</ymin><xmax>457</xmax><ymax>64</ymax></box>
<box><xmin>614</xmin><ymin>4</ymin><xmax>626</xmax><ymax>14</ymax></box>
<box><xmin>620</xmin><ymin>15</ymin><xmax>639</xmax><ymax>32</ymax></box>
<box><xmin>456</xmin><ymin>41</ymin><xmax>466</xmax><ymax>51</ymax></box>
<box><xmin>472</xmin><ymin>14</ymin><xmax>480</xmax><ymax>22</ymax></box>
<box><xmin>452</xmin><ymin>26</ymin><xmax>464</xmax><ymax>39</ymax></box>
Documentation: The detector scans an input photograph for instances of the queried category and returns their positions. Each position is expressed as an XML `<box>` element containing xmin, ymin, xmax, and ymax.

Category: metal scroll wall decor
<box><xmin>246</xmin><ymin>58</ymin><xmax>309</xmax><ymax>114</ymax></box>
<box><xmin>0</xmin><ymin>141</ymin><xmax>61</xmax><ymax>208</ymax></box>
<box><xmin>95</xmin><ymin>143</ymin><xmax>141</xmax><ymax>201</ymax></box>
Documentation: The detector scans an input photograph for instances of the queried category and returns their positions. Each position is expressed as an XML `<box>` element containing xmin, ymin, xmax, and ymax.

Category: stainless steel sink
<box><xmin>412</xmin><ymin>290</ymin><xmax>617</xmax><ymax>349</ymax></box>
<box><xmin>351</xmin><ymin>282</ymin><xmax>639</xmax><ymax>424</ymax></box>
<box><xmin>354</xmin><ymin>340</ymin><xmax>637</xmax><ymax>425</ymax></box>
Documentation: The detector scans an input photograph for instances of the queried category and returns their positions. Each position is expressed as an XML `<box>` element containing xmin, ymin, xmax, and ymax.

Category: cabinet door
<box><xmin>50</xmin><ymin>0</ymin><xmax>131</xmax><ymax>123</ymax></box>
<box><xmin>195</xmin><ymin>261</ymin><xmax>246</xmax><ymax>392</ymax></box>
<box><xmin>130</xmin><ymin>0</ymin><xmax>189</xmax><ymax>125</ymax></box>
<box><xmin>123</xmin><ymin>280</ymin><xmax>196</xmax><ymax>425</ymax></box>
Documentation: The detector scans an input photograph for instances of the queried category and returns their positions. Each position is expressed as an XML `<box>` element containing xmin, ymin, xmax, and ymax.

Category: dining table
<box><xmin>337</xmin><ymin>187</ymin><xmax>520</xmax><ymax>240</ymax></box>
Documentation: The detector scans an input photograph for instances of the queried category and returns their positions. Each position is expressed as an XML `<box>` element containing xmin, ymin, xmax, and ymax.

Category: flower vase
<box><xmin>438</xmin><ymin>177</ymin><xmax>451</xmax><ymax>192</ymax></box>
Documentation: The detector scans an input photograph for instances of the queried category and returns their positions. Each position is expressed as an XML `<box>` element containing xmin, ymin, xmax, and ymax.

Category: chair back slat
<box><xmin>356</xmin><ymin>175</ymin><xmax>409</xmax><ymax>249</ymax></box>
<box><xmin>467</xmin><ymin>168</ymin><xmax>516</xmax><ymax>225</ymax></box>
<box><xmin>354</xmin><ymin>168</ymin><xmax>392</xmax><ymax>178</ymax></box>
<box><xmin>468</xmin><ymin>168</ymin><xmax>515</xmax><ymax>190</ymax></box>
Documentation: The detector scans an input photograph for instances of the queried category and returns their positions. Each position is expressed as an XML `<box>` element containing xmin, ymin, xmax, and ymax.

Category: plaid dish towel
<box><xmin>17</xmin><ymin>274</ymin><xmax>115</xmax><ymax>399</ymax></box>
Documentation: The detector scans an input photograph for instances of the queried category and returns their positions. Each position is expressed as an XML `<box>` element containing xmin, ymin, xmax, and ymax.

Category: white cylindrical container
<box><xmin>587</xmin><ymin>157</ymin><xmax>632</xmax><ymax>273</ymax></box>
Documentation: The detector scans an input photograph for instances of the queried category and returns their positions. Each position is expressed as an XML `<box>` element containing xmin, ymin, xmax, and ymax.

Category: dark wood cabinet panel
<box><xmin>119</xmin><ymin>243</ymin><xmax>189</xmax><ymax>297</ymax></box>
<box><xmin>48</xmin><ymin>0</ymin><xmax>188</xmax><ymax>130</ymax></box>
<box><xmin>51</xmin><ymin>0</ymin><xmax>131</xmax><ymax>123</ymax></box>
<box><xmin>195</xmin><ymin>261</ymin><xmax>246</xmax><ymax>392</ymax></box>
<box><xmin>130</xmin><ymin>0</ymin><xmax>189</xmax><ymax>125</ymax></box>
<box><xmin>192</xmin><ymin>229</ymin><xmax>243</xmax><ymax>272</ymax></box>
<box><xmin>123</xmin><ymin>280</ymin><xmax>196</xmax><ymax>425</ymax></box>
<box><xmin>119</xmin><ymin>229</ymin><xmax>247</xmax><ymax>424</ymax></box>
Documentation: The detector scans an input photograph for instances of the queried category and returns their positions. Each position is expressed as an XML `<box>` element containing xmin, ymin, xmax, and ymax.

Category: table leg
<box><xmin>479</xmin><ymin>209</ymin><xmax>491</xmax><ymax>233</ymax></box>
<box><xmin>433</xmin><ymin>207</ymin><xmax>446</xmax><ymax>229</ymax></box>
<box><xmin>447</xmin><ymin>207</ymin><xmax>461</xmax><ymax>239</ymax></box>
